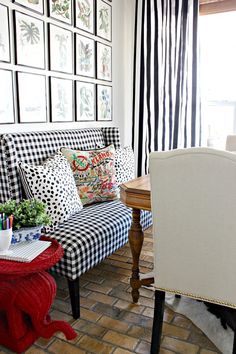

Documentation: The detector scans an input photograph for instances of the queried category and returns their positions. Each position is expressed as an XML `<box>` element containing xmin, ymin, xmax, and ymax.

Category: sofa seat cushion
<box><xmin>49</xmin><ymin>200</ymin><xmax>152</xmax><ymax>280</ymax></box>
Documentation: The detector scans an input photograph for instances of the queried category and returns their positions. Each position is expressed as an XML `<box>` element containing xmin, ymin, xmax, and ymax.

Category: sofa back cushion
<box><xmin>18</xmin><ymin>154</ymin><xmax>83</xmax><ymax>228</ymax></box>
<box><xmin>0</xmin><ymin>127</ymin><xmax>120</xmax><ymax>203</ymax></box>
<box><xmin>115</xmin><ymin>146</ymin><xmax>135</xmax><ymax>185</ymax></box>
<box><xmin>61</xmin><ymin>145</ymin><xmax>119</xmax><ymax>205</ymax></box>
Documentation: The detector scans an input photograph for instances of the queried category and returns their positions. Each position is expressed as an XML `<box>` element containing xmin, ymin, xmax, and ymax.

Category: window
<box><xmin>200</xmin><ymin>10</ymin><xmax>236</xmax><ymax>148</ymax></box>
<box><xmin>200</xmin><ymin>0</ymin><xmax>236</xmax><ymax>16</ymax></box>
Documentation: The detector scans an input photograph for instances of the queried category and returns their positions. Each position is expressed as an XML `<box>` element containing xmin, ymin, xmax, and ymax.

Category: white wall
<box><xmin>0</xmin><ymin>0</ymin><xmax>136</xmax><ymax>146</ymax></box>
<box><xmin>112</xmin><ymin>0</ymin><xmax>136</xmax><ymax>146</ymax></box>
<box><xmin>123</xmin><ymin>0</ymin><xmax>136</xmax><ymax>146</ymax></box>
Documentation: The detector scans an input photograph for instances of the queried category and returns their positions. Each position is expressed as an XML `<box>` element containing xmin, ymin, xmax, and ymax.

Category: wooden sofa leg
<box><xmin>151</xmin><ymin>290</ymin><xmax>165</xmax><ymax>354</ymax></box>
<box><xmin>67</xmin><ymin>278</ymin><xmax>80</xmax><ymax>319</ymax></box>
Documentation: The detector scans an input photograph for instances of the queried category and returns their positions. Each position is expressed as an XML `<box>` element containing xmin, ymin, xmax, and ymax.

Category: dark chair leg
<box><xmin>233</xmin><ymin>330</ymin><xmax>236</xmax><ymax>354</ymax></box>
<box><xmin>151</xmin><ymin>290</ymin><xmax>165</xmax><ymax>354</ymax></box>
<box><xmin>67</xmin><ymin>278</ymin><xmax>80</xmax><ymax>319</ymax></box>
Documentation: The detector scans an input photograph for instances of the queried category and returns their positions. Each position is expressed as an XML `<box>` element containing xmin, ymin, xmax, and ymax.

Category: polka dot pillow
<box><xmin>115</xmin><ymin>146</ymin><xmax>135</xmax><ymax>185</ymax></box>
<box><xmin>18</xmin><ymin>154</ymin><xmax>83</xmax><ymax>228</ymax></box>
<box><xmin>61</xmin><ymin>145</ymin><xmax>119</xmax><ymax>206</ymax></box>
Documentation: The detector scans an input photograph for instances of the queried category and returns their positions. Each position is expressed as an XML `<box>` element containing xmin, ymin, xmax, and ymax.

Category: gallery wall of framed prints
<box><xmin>0</xmin><ymin>0</ymin><xmax>113</xmax><ymax>125</ymax></box>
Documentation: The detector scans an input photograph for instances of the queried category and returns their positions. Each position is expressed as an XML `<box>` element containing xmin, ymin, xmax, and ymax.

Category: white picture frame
<box><xmin>75</xmin><ymin>0</ymin><xmax>94</xmax><ymax>34</ymax></box>
<box><xmin>97</xmin><ymin>42</ymin><xmax>112</xmax><ymax>81</ymax></box>
<box><xmin>15</xmin><ymin>11</ymin><xmax>45</xmax><ymax>69</ymax></box>
<box><xmin>0</xmin><ymin>70</ymin><xmax>14</xmax><ymax>124</ymax></box>
<box><xmin>49</xmin><ymin>0</ymin><xmax>72</xmax><ymax>25</ymax></box>
<box><xmin>50</xmin><ymin>77</ymin><xmax>73</xmax><ymax>122</ymax></box>
<box><xmin>97</xmin><ymin>84</ymin><xmax>112</xmax><ymax>121</ymax></box>
<box><xmin>76</xmin><ymin>81</ymin><xmax>95</xmax><ymax>121</ymax></box>
<box><xmin>49</xmin><ymin>24</ymin><xmax>73</xmax><ymax>74</ymax></box>
<box><xmin>96</xmin><ymin>0</ymin><xmax>111</xmax><ymax>41</ymax></box>
<box><xmin>76</xmin><ymin>34</ymin><xmax>95</xmax><ymax>78</ymax></box>
<box><xmin>14</xmin><ymin>0</ymin><xmax>44</xmax><ymax>14</ymax></box>
<box><xmin>0</xmin><ymin>5</ymin><xmax>10</xmax><ymax>63</ymax></box>
<box><xmin>17</xmin><ymin>72</ymin><xmax>47</xmax><ymax>123</ymax></box>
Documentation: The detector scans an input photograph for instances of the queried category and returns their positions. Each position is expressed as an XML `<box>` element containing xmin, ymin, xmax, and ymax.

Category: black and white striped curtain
<box><xmin>132</xmin><ymin>0</ymin><xmax>201</xmax><ymax>176</ymax></box>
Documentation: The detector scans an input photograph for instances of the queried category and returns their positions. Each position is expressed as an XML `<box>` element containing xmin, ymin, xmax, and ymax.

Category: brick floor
<box><xmin>0</xmin><ymin>229</ymin><xmax>221</xmax><ymax>354</ymax></box>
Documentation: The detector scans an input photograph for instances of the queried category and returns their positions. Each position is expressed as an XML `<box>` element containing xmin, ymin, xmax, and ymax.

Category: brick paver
<box><xmin>0</xmin><ymin>230</ymin><xmax>221</xmax><ymax>353</ymax></box>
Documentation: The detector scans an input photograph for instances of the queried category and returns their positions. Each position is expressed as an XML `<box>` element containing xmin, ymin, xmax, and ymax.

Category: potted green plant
<box><xmin>0</xmin><ymin>199</ymin><xmax>51</xmax><ymax>243</ymax></box>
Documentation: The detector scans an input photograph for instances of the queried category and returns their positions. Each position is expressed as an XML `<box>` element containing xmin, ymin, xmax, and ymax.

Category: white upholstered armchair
<box><xmin>149</xmin><ymin>147</ymin><xmax>236</xmax><ymax>353</ymax></box>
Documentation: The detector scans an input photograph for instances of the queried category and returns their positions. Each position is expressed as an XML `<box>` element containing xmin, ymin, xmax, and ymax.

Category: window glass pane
<box><xmin>200</xmin><ymin>12</ymin><xmax>236</xmax><ymax>149</ymax></box>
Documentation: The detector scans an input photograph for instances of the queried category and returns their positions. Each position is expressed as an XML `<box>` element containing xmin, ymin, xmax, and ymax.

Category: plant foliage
<box><xmin>0</xmin><ymin>199</ymin><xmax>51</xmax><ymax>230</ymax></box>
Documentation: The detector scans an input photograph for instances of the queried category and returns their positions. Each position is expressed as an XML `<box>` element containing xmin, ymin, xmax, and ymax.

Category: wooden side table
<box><xmin>0</xmin><ymin>236</ymin><xmax>76</xmax><ymax>353</ymax></box>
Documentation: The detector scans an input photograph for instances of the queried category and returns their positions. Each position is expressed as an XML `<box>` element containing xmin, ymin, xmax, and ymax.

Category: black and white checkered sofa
<box><xmin>0</xmin><ymin>127</ymin><xmax>151</xmax><ymax>319</ymax></box>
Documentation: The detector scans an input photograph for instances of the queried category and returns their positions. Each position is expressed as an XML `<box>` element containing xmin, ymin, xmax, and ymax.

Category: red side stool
<box><xmin>0</xmin><ymin>236</ymin><xmax>77</xmax><ymax>353</ymax></box>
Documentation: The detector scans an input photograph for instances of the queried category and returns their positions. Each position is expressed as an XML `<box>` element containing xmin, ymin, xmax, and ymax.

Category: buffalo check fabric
<box><xmin>49</xmin><ymin>200</ymin><xmax>152</xmax><ymax>279</ymax></box>
<box><xmin>102</xmin><ymin>127</ymin><xmax>121</xmax><ymax>149</ymax></box>
<box><xmin>0</xmin><ymin>138</ymin><xmax>11</xmax><ymax>203</ymax></box>
<box><xmin>0</xmin><ymin>128</ymin><xmax>120</xmax><ymax>203</ymax></box>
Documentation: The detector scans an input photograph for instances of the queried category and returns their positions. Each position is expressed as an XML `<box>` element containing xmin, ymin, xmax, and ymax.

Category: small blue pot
<box><xmin>11</xmin><ymin>226</ymin><xmax>42</xmax><ymax>244</ymax></box>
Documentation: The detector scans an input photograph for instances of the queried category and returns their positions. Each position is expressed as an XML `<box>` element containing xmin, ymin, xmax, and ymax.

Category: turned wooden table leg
<box><xmin>128</xmin><ymin>208</ymin><xmax>144</xmax><ymax>303</ymax></box>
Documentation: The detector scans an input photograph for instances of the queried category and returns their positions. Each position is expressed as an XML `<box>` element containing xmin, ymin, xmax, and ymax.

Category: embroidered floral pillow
<box><xmin>61</xmin><ymin>145</ymin><xmax>119</xmax><ymax>205</ymax></box>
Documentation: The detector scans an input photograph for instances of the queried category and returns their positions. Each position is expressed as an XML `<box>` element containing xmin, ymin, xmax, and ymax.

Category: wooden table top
<box><xmin>120</xmin><ymin>175</ymin><xmax>151</xmax><ymax>211</ymax></box>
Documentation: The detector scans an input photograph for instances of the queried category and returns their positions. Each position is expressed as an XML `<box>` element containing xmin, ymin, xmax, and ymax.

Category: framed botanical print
<box><xmin>49</xmin><ymin>0</ymin><xmax>72</xmax><ymax>25</ymax></box>
<box><xmin>97</xmin><ymin>84</ymin><xmax>112</xmax><ymax>121</ymax></box>
<box><xmin>17</xmin><ymin>72</ymin><xmax>47</xmax><ymax>123</ymax></box>
<box><xmin>75</xmin><ymin>0</ymin><xmax>94</xmax><ymax>34</ymax></box>
<box><xmin>97</xmin><ymin>42</ymin><xmax>112</xmax><ymax>81</ymax></box>
<box><xmin>0</xmin><ymin>5</ymin><xmax>10</xmax><ymax>63</ymax></box>
<box><xmin>15</xmin><ymin>11</ymin><xmax>45</xmax><ymax>69</ymax></box>
<box><xmin>14</xmin><ymin>0</ymin><xmax>44</xmax><ymax>14</ymax></box>
<box><xmin>50</xmin><ymin>77</ymin><xmax>73</xmax><ymax>122</ymax></box>
<box><xmin>96</xmin><ymin>0</ymin><xmax>111</xmax><ymax>41</ymax></box>
<box><xmin>0</xmin><ymin>70</ymin><xmax>14</xmax><ymax>124</ymax></box>
<box><xmin>49</xmin><ymin>24</ymin><xmax>73</xmax><ymax>74</ymax></box>
<box><xmin>76</xmin><ymin>34</ymin><xmax>95</xmax><ymax>78</ymax></box>
<box><xmin>76</xmin><ymin>81</ymin><xmax>95</xmax><ymax>121</ymax></box>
